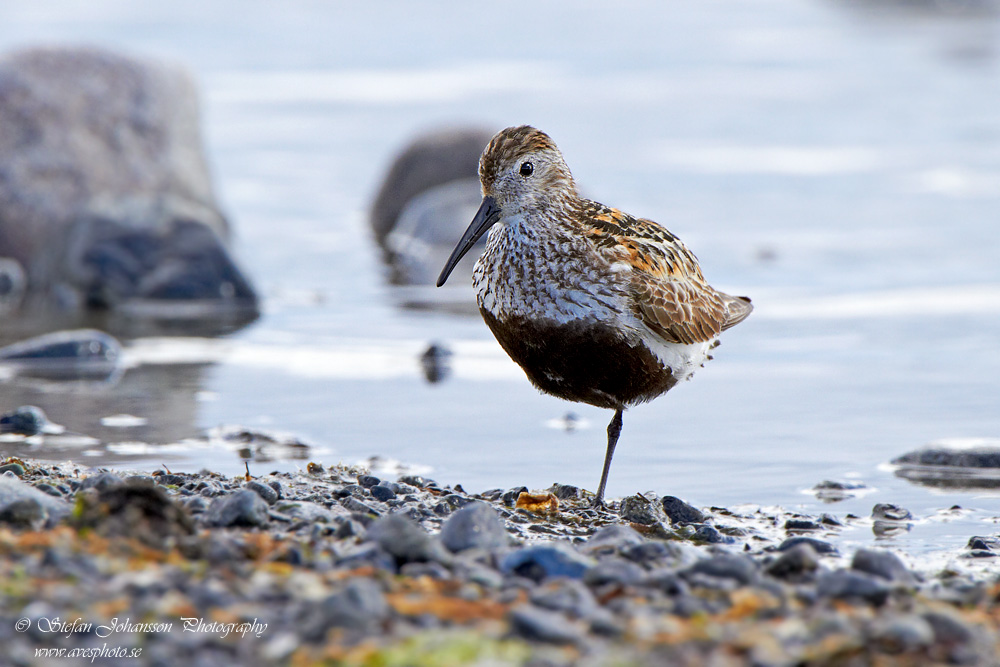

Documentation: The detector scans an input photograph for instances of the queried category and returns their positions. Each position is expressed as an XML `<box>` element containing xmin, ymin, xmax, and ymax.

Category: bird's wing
<box><xmin>580</xmin><ymin>200</ymin><xmax>752</xmax><ymax>345</ymax></box>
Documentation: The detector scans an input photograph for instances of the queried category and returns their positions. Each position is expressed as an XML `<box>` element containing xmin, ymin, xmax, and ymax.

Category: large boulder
<box><xmin>370</xmin><ymin>128</ymin><xmax>492</xmax><ymax>285</ymax></box>
<box><xmin>0</xmin><ymin>46</ymin><xmax>257</xmax><ymax>324</ymax></box>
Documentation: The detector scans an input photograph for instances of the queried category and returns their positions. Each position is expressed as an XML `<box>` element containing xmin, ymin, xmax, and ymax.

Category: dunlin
<box><xmin>437</xmin><ymin>125</ymin><xmax>752</xmax><ymax>506</ymax></box>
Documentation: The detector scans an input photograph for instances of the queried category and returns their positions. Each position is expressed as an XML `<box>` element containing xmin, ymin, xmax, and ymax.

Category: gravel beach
<box><xmin>0</xmin><ymin>456</ymin><xmax>998</xmax><ymax>666</ymax></box>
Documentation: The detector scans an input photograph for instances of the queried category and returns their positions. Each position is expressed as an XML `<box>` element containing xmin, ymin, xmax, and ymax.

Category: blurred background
<box><xmin>0</xmin><ymin>0</ymin><xmax>998</xmax><ymax>557</ymax></box>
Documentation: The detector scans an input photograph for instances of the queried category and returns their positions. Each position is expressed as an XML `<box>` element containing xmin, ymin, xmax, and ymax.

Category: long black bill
<box><xmin>436</xmin><ymin>195</ymin><xmax>500</xmax><ymax>287</ymax></box>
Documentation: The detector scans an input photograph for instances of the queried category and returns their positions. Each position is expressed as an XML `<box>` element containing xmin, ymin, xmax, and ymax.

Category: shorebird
<box><xmin>437</xmin><ymin>125</ymin><xmax>752</xmax><ymax>506</ymax></box>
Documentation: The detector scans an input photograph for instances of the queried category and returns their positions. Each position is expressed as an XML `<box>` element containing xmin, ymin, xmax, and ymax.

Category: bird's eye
<box><xmin>519</xmin><ymin>161</ymin><xmax>534</xmax><ymax>177</ymax></box>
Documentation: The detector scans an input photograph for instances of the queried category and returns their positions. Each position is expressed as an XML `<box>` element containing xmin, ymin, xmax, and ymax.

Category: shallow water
<box><xmin>1</xmin><ymin>0</ymin><xmax>999</xmax><ymax>559</ymax></box>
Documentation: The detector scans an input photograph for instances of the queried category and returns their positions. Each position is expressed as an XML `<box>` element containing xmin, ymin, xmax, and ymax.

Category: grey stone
<box><xmin>619</xmin><ymin>494</ymin><xmax>665</xmax><ymax>525</ymax></box>
<box><xmin>369</xmin><ymin>484</ymin><xmax>397</xmax><ymax>502</ymax></box>
<box><xmin>0</xmin><ymin>46</ymin><xmax>257</xmax><ymax>321</ymax></box>
<box><xmin>851</xmin><ymin>548</ymin><xmax>915</xmax><ymax>584</ymax></box>
<box><xmin>508</xmin><ymin>605</ymin><xmax>584</xmax><ymax>646</ymax></box>
<box><xmin>766</xmin><ymin>543</ymin><xmax>820</xmax><ymax>580</ymax></box>
<box><xmin>967</xmin><ymin>535</ymin><xmax>1000</xmax><ymax>551</ymax></box>
<box><xmin>583</xmin><ymin>558</ymin><xmax>644</xmax><ymax>587</ymax></box>
<box><xmin>440</xmin><ymin>502</ymin><xmax>508</xmax><ymax>553</ymax></box>
<box><xmin>661</xmin><ymin>496</ymin><xmax>706</xmax><ymax>525</ymax></box>
<box><xmin>0</xmin><ymin>498</ymin><xmax>46</xmax><ymax>529</ymax></box>
<box><xmin>204</xmin><ymin>489</ymin><xmax>270</xmax><ymax>528</ymax></box>
<box><xmin>356</xmin><ymin>474</ymin><xmax>380</xmax><ymax>488</ymax></box>
<box><xmin>872</xmin><ymin>503</ymin><xmax>913</xmax><ymax>521</ymax></box>
<box><xmin>79</xmin><ymin>472</ymin><xmax>124</xmax><ymax>491</ymax></box>
<box><xmin>871</xmin><ymin>614</ymin><xmax>935</xmax><ymax>653</ymax></box>
<box><xmin>501</xmin><ymin>486</ymin><xmax>528</xmax><ymax>507</ymax></box>
<box><xmin>684</xmin><ymin>553</ymin><xmax>759</xmax><ymax>586</ymax></box>
<box><xmin>0</xmin><ymin>405</ymin><xmax>50</xmax><ymax>435</ymax></box>
<box><xmin>0</xmin><ymin>474</ymin><xmax>70</xmax><ymax>527</ymax></box>
<box><xmin>244</xmin><ymin>480</ymin><xmax>278</xmax><ymax>505</ymax></box>
<box><xmin>691</xmin><ymin>524</ymin><xmax>734</xmax><ymax>544</ymax></box>
<box><xmin>341</xmin><ymin>496</ymin><xmax>380</xmax><ymax>516</ymax></box>
<box><xmin>776</xmin><ymin>536</ymin><xmax>839</xmax><ymax>555</ymax></box>
<box><xmin>817</xmin><ymin>569</ymin><xmax>890</xmax><ymax>606</ymax></box>
<box><xmin>620</xmin><ymin>540</ymin><xmax>684</xmax><ymax>566</ymax></box>
<box><xmin>550</xmin><ymin>483</ymin><xmax>582</xmax><ymax>500</ymax></box>
<box><xmin>273</xmin><ymin>500</ymin><xmax>335</xmax><ymax>523</ymax></box>
<box><xmin>500</xmin><ymin>544</ymin><xmax>595</xmax><ymax>582</ymax></box>
<box><xmin>529</xmin><ymin>579</ymin><xmax>599</xmax><ymax>618</ymax></box>
<box><xmin>0</xmin><ymin>463</ymin><xmax>25</xmax><ymax>477</ymax></box>
<box><xmin>302</xmin><ymin>579</ymin><xmax>389</xmax><ymax>640</ymax></box>
<box><xmin>583</xmin><ymin>524</ymin><xmax>645</xmax><ymax>554</ymax></box>
<box><xmin>365</xmin><ymin>513</ymin><xmax>450</xmax><ymax>564</ymax></box>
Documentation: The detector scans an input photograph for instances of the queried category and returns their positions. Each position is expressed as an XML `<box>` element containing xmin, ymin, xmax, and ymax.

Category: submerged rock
<box><xmin>0</xmin><ymin>46</ymin><xmax>258</xmax><ymax>326</ymax></box>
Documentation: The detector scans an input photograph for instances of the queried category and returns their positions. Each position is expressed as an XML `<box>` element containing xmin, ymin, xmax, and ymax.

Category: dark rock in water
<box><xmin>418</xmin><ymin>342</ymin><xmax>452</xmax><ymax>384</ymax></box>
<box><xmin>439</xmin><ymin>501</ymin><xmax>508</xmax><ymax>553</ymax></box>
<box><xmin>852</xmin><ymin>548</ymin><xmax>916</xmax><ymax>585</ymax></box>
<box><xmin>775</xmin><ymin>536</ymin><xmax>839</xmax><ymax>555</ymax></box>
<box><xmin>812</xmin><ymin>479</ymin><xmax>867</xmax><ymax>502</ymax></box>
<box><xmin>508</xmin><ymin>604</ymin><xmax>585</xmax><ymax>646</ymax></box>
<box><xmin>872</xmin><ymin>503</ymin><xmax>913</xmax><ymax>521</ymax></box>
<box><xmin>817</xmin><ymin>569</ymin><xmax>890</xmax><ymax>606</ymax></box>
<box><xmin>501</xmin><ymin>544</ymin><xmax>595</xmax><ymax>582</ymax></box>
<box><xmin>0</xmin><ymin>46</ymin><xmax>258</xmax><ymax>325</ymax></box>
<box><xmin>661</xmin><ymin>496</ymin><xmax>706</xmax><ymax>525</ymax></box>
<box><xmin>872</xmin><ymin>503</ymin><xmax>914</xmax><ymax>537</ymax></box>
<box><xmin>784</xmin><ymin>518</ymin><xmax>821</xmax><ymax>531</ymax></box>
<box><xmin>301</xmin><ymin>579</ymin><xmax>389</xmax><ymax>640</ymax></box>
<box><xmin>244</xmin><ymin>480</ymin><xmax>278</xmax><ymax>505</ymax></box>
<box><xmin>967</xmin><ymin>535</ymin><xmax>1000</xmax><ymax>551</ymax></box>
<box><xmin>0</xmin><ymin>330</ymin><xmax>121</xmax><ymax>382</ymax></box>
<box><xmin>370</xmin><ymin>127</ymin><xmax>492</xmax><ymax>249</ymax></box>
<box><xmin>0</xmin><ymin>405</ymin><xmax>53</xmax><ymax>435</ymax></box>
<box><xmin>0</xmin><ymin>257</ymin><xmax>26</xmax><ymax>313</ymax></box>
<box><xmin>204</xmin><ymin>489</ymin><xmax>270</xmax><ymax>528</ymax></box>
<box><xmin>893</xmin><ymin>442</ymin><xmax>1000</xmax><ymax>489</ymax></box>
<box><xmin>365</xmin><ymin>513</ymin><xmax>450</xmax><ymax>565</ymax></box>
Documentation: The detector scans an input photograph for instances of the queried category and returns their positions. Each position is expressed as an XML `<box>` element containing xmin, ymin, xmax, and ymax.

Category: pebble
<box><xmin>0</xmin><ymin>497</ymin><xmax>46</xmax><ymax>528</ymax></box>
<box><xmin>365</xmin><ymin>513</ymin><xmax>450</xmax><ymax>564</ymax></box>
<box><xmin>356</xmin><ymin>474</ymin><xmax>381</xmax><ymax>488</ymax></box>
<box><xmin>852</xmin><ymin>548</ymin><xmax>915</xmax><ymax>585</ymax></box>
<box><xmin>508</xmin><ymin>605</ymin><xmax>585</xmax><ymax>646</ymax></box>
<box><xmin>766</xmin><ymin>543</ymin><xmax>820</xmax><ymax>581</ymax></box>
<box><xmin>776</xmin><ymin>536</ymin><xmax>839</xmax><ymax>555</ymax></box>
<box><xmin>661</xmin><ymin>495</ymin><xmax>706</xmax><ymax>525</ymax></box>
<box><xmin>684</xmin><ymin>553</ymin><xmax>759</xmax><ymax>586</ymax></box>
<box><xmin>0</xmin><ymin>463</ymin><xmax>25</xmax><ymax>477</ymax></box>
<box><xmin>817</xmin><ymin>570</ymin><xmax>890</xmax><ymax>606</ymax></box>
<box><xmin>501</xmin><ymin>544</ymin><xmax>594</xmax><ymax>582</ymax></box>
<box><xmin>369</xmin><ymin>483</ymin><xmax>397</xmax><ymax>502</ymax></box>
<box><xmin>204</xmin><ymin>489</ymin><xmax>270</xmax><ymax>528</ymax></box>
<box><xmin>439</xmin><ymin>501</ymin><xmax>508</xmax><ymax>552</ymax></box>
<box><xmin>618</xmin><ymin>494</ymin><xmax>666</xmax><ymax>525</ymax></box>
<box><xmin>79</xmin><ymin>472</ymin><xmax>124</xmax><ymax>491</ymax></box>
<box><xmin>244</xmin><ymin>480</ymin><xmax>278</xmax><ymax>505</ymax></box>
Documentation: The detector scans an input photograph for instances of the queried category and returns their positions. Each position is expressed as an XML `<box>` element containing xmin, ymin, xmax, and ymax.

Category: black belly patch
<box><xmin>480</xmin><ymin>309</ymin><xmax>679</xmax><ymax>410</ymax></box>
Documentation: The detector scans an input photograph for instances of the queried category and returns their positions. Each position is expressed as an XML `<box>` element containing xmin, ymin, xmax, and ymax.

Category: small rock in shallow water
<box><xmin>440</xmin><ymin>501</ymin><xmax>508</xmax><ymax>553</ymax></box>
<box><xmin>205</xmin><ymin>489</ymin><xmax>270</xmax><ymax>528</ymax></box>
<box><xmin>872</xmin><ymin>503</ymin><xmax>913</xmax><ymax>521</ymax></box>
<box><xmin>0</xmin><ymin>463</ymin><xmax>25</xmax><ymax>477</ymax></box>
<box><xmin>356</xmin><ymin>474</ymin><xmax>380</xmax><ymax>488</ymax></box>
<box><xmin>0</xmin><ymin>406</ymin><xmax>51</xmax><ymax>435</ymax></box>
<box><xmin>661</xmin><ymin>495</ymin><xmax>706</xmax><ymax>525</ymax></box>
<box><xmin>967</xmin><ymin>535</ymin><xmax>1000</xmax><ymax>551</ymax></box>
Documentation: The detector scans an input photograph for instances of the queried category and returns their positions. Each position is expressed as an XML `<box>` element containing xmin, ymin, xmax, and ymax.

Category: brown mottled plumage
<box><xmin>438</xmin><ymin>125</ymin><xmax>752</xmax><ymax>505</ymax></box>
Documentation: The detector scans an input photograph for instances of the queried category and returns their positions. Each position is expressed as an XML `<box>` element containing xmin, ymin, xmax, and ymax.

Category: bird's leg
<box><xmin>593</xmin><ymin>408</ymin><xmax>623</xmax><ymax>508</ymax></box>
